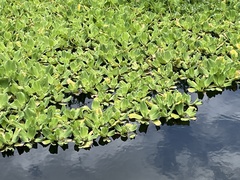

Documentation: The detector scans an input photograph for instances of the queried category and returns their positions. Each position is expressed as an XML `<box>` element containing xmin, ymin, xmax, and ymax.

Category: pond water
<box><xmin>1</xmin><ymin>88</ymin><xmax>240</xmax><ymax>180</ymax></box>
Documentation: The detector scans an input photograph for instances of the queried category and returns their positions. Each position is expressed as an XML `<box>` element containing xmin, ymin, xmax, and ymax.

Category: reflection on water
<box><xmin>1</xmin><ymin>89</ymin><xmax>240</xmax><ymax>180</ymax></box>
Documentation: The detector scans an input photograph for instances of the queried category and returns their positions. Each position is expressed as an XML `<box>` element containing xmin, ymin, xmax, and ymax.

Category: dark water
<box><xmin>1</xmin><ymin>89</ymin><xmax>240</xmax><ymax>180</ymax></box>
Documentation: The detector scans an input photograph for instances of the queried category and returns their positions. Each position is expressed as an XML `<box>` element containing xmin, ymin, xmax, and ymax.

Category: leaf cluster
<box><xmin>0</xmin><ymin>0</ymin><xmax>240</xmax><ymax>152</ymax></box>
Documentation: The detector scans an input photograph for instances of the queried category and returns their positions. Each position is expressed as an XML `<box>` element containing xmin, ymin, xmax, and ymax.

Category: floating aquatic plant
<box><xmin>0</xmin><ymin>0</ymin><xmax>240</xmax><ymax>152</ymax></box>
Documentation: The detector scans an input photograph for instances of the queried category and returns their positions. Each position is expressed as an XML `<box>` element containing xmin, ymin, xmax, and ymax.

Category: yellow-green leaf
<box><xmin>128</xmin><ymin>113</ymin><xmax>142</xmax><ymax>120</ymax></box>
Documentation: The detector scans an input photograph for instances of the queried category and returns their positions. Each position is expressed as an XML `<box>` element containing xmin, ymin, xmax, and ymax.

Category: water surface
<box><xmin>1</xmin><ymin>89</ymin><xmax>240</xmax><ymax>180</ymax></box>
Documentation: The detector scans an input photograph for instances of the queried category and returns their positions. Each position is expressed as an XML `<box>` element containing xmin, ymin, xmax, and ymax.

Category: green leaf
<box><xmin>181</xmin><ymin>117</ymin><xmax>190</xmax><ymax>121</ymax></box>
<box><xmin>0</xmin><ymin>78</ymin><xmax>10</xmax><ymax>89</ymax></box>
<box><xmin>4</xmin><ymin>31</ymin><xmax>12</xmax><ymax>40</ymax></box>
<box><xmin>80</xmin><ymin>141</ymin><xmax>93</xmax><ymax>149</ymax></box>
<box><xmin>152</xmin><ymin>120</ymin><xmax>161</xmax><ymax>126</ymax></box>
<box><xmin>24</xmin><ymin>108</ymin><xmax>36</xmax><ymax>119</ymax></box>
<box><xmin>175</xmin><ymin>103</ymin><xmax>184</xmax><ymax>115</ymax></box>
<box><xmin>204</xmin><ymin>76</ymin><xmax>213</xmax><ymax>87</ymax></box>
<box><xmin>126</xmin><ymin>123</ymin><xmax>138</xmax><ymax>132</ymax></box>
<box><xmin>0</xmin><ymin>93</ymin><xmax>8</xmax><ymax>109</ymax></box>
<box><xmin>171</xmin><ymin>113</ymin><xmax>180</xmax><ymax>119</ymax></box>
<box><xmin>42</xmin><ymin>139</ymin><xmax>52</xmax><ymax>145</ymax></box>
<box><xmin>4</xmin><ymin>60</ymin><xmax>17</xmax><ymax>74</ymax></box>
<box><xmin>106</xmin><ymin>130</ymin><xmax>115</xmax><ymax>137</ymax></box>
<box><xmin>121</xmin><ymin>32</ymin><xmax>129</xmax><ymax>43</ymax></box>
<box><xmin>5</xmin><ymin>131</ymin><xmax>13</xmax><ymax>145</ymax></box>
<box><xmin>162</xmin><ymin>51</ymin><xmax>172</xmax><ymax>62</ymax></box>
<box><xmin>120</xmin><ymin>99</ymin><xmax>129</xmax><ymax>111</ymax></box>
<box><xmin>128</xmin><ymin>113</ymin><xmax>142</xmax><ymax>120</ymax></box>
<box><xmin>42</xmin><ymin>127</ymin><xmax>52</xmax><ymax>139</ymax></box>
<box><xmin>115</xmin><ymin>124</ymin><xmax>122</xmax><ymax>132</ymax></box>
<box><xmin>19</xmin><ymin>129</ymin><xmax>29</xmax><ymax>143</ymax></box>
<box><xmin>28</xmin><ymin>126</ymin><xmax>36</xmax><ymax>140</ymax></box>
<box><xmin>188</xmin><ymin>88</ymin><xmax>196</xmax><ymax>93</ymax></box>
<box><xmin>140</xmin><ymin>101</ymin><xmax>148</xmax><ymax>118</ymax></box>
<box><xmin>11</xmin><ymin>128</ymin><xmax>21</xmax><ymax>144</ymax></box>
<box><xmin>140</xmin><ymin>32</ymin><xmax>148</xmax><ymax>45</ymax></box>
<box><xmin>16</xmin><ymin>92</ymin><xmax>27</xmax><ymax>105</ymax></box>
<box><xmin>149</xmin><ymin>105</ymin><xmax>160</xmax><ymax>120</ymax></box>
<box><xmin>215</xmin><ymin>87</ymin><xmax>223</xmax><ymax>91</ymax></box>
<box><xmin>129</xmin><ymin>134</ymin><xmax>136</xmax><ymax>139</ymax></box>
<box><xmin>185</xmin><ymin>106</ymin><xmax>196</xmax><ymax>117</ymax></box>
<box><xmin>100</xmin><ymin>127</ymin><xmax>109</xmax><ymax>137</ymax></box>
<box><xmin>91</xmin><ymin>98</ymin><xmax>101</xmax><ymax>110</ymax></box>
<box><xmin>80</xmin><ymin>126</ymin><xmax>88</xmax><ymax>139</ymax></box>
<box><xmin>187</xmin><ymin>79</ymin><xmax>198</xmax><ymax>88</ymax></box>
<box><xmin>188</xmin><ymin>67</ymin><xmax>195</xmax><ymax>78</ymax></box>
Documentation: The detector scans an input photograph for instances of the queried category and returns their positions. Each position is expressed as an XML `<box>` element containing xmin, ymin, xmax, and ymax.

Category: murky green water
<box><xmin>1</xmin><ymin>89</ymin><xmax>240</xmax><ymax>180</ymax></box>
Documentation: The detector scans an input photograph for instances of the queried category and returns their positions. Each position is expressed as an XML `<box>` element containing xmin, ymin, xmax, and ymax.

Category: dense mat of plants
<box><xmin>0</xmin><ymin>0</ymin><xmax>240</xmax><ymax>152</ymax></box>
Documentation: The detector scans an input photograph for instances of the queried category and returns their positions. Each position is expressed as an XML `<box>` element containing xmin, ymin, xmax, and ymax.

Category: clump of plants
<box><xmin>0</xmin><ymin>0</ymin><xmax>239</xmax><ymax>152</ymax></box>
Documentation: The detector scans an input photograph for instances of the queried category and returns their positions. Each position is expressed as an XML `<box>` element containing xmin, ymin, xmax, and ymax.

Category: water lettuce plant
<box><xmin>0</xmin><ymin>0</ymin><xmax>240</xmax><ymax>152</ymax></box>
